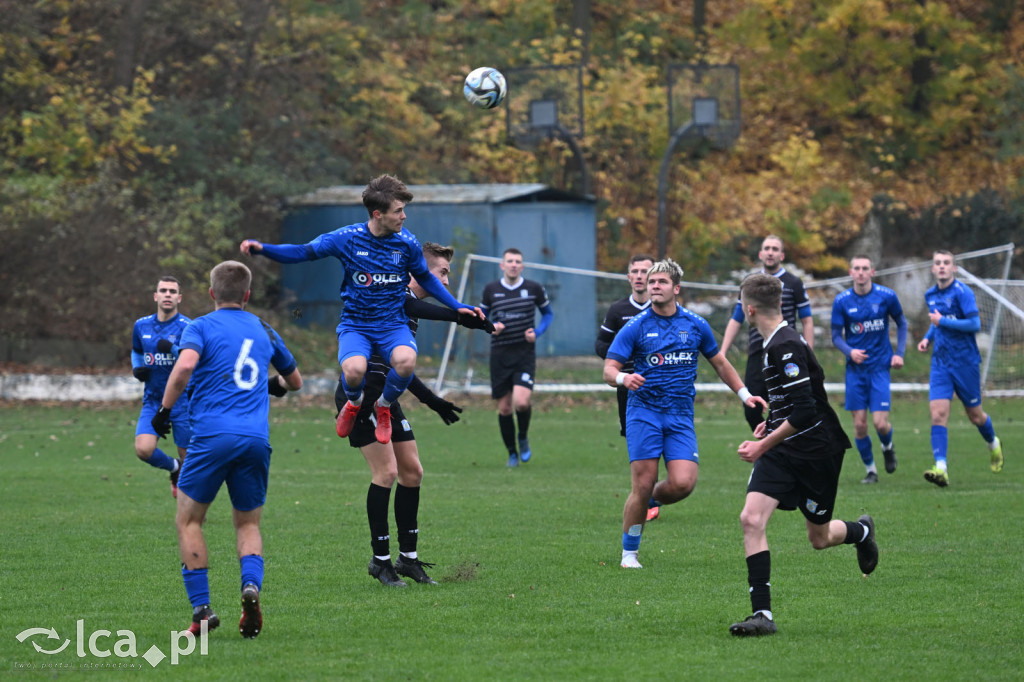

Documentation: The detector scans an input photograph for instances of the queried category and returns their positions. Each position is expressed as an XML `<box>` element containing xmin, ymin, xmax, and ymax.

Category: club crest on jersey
<box><xmin>784</xmin><ymin>362</ymin><xmax>800</xmax><ymax>378</ymax></box>
<box><xmin>353</xmin><ymin>272</ymin><xmax>404</xmax><ymax>287</ymax></box>
<box><xmin>520</xmin><ymin>290</ymin><xmax>529</xmax><ymax>298</ymax></box>
<box><xmin>391</xmin><ymin>251</ymin><xmax>401</xmax><ymax>265</ymax></box>
<box><xmin>677</xmin><ymin>330</ymin><xmax>688</xmax><ymax>343</ymax></box>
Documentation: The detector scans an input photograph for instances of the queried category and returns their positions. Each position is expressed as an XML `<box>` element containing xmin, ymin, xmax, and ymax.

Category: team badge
<box><xmin>805</xmin><ymin>499</ymin><xmax>827</xmax><ymax>516</ymax></box>
<box><xmin>391</xmin><ymin>251</ymin><xmax>401</xmax><ymax>265</ymax></box>
<box><xmin>677</xmin><ymin>330</ymin><xmax>688</xmax><ymax>344</ymax></box>
<box><xmin>784</xmin><ymin>362</ymin><xmax>800</xmax><ymax>378</ymax></box>
<box><xmin>520</xmin><ymin>290</ymin><xmax>529</xmax><ymax>298</ymax></box>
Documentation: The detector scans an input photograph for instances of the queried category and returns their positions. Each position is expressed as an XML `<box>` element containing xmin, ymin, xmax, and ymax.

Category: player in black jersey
<box><xmin>720</xmin><ymin>235</ymin><xmax>814</xmax><ymax>430</ymax></box>
<box><xmin>335</xmin><ymin>243</ymin><xmax>494</xmax><ymax>587</ymax></box>
<box><xmin>595</xmin><ymin>254</ymin><xmax>662</xmax><ymax>521</ymax></box>
<box><xmin>595</xmin><ymin>254</ymin><xmax>655</xmax><ymax>438</ymax></box>
<box><xmin>480</xmin><ymin>248</ymin><xmax>554</xmax><ymax>467</ymax></box>
<box><xmin>729</xmin><ymin>274</ymin><xmax>878</xmax><ymax>637</ymax></box>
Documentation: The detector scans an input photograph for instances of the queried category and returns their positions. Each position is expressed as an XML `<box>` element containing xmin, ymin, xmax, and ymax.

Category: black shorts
<box><xmin>347</xmin><ymin>400</ymin><xmax>415</xmax><ymax>448</ymax></box>
<box><xmin>747</xmin><ymin>446</ymin><xmax>845</xmax><ymax>524</ymax></box>
<box><xmin>334</xmin><ymin>377</ymin><xmax>415</xmax><ymax>448</ymax></box>
<box><xmin>489</xmin><ymin>345</ymin><xmax>536</xmax><ymax>399</ymax></box>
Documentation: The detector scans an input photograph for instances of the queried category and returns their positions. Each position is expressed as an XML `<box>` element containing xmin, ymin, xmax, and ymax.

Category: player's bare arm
<box><xmin>708</xmin><ymin>352</ymin><xmax>767</xmax><ymax>411</ymax></box>
<box><xmin>738</xmin><ymin>420</ymin><xmax>796</xmax><ymax>463</ymax></box>
<box><xmin>603</xmin><ymin>358</ymin><xmax>644</xmax><ymax>390</ymax></box>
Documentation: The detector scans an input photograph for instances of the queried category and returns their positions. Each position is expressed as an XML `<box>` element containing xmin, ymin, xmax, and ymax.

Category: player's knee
<box><xmin>807</xmin><ymin>529</ymin><xmax>832</xmax><ymax>550</ymax></box>
<box><xmin>399</xmin><ymin>467</ymin><xmax>423</xmax><ymax>487</ymax></box>
<box><xmin>738</xmin><ymin>508</ymin><xmax>764</xmax><ymax>535</ymax></box>
<box><xmin>135</xmin><ymin>446</ymin><xmax>152</xmax><ymax>461</ymax></box>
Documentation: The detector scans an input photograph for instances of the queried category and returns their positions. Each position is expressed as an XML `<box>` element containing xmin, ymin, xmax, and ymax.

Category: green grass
<box><xmin>1</xmin><ymin>395</ymin><xmax>1022</xmax><ymax>680</ymax></box>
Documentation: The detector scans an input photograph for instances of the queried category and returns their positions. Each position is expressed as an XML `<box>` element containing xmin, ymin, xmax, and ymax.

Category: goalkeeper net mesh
<box><xmin>434</xmin><ymin>243</ymin><xmax>1022</xmax><ymax>397</ymax></box>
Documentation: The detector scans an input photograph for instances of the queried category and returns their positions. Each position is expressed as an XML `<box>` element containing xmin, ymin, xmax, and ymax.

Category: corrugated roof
<box><xmin>287</xmin><ymin>183</ymin><xmax>571</xmax><ymax>206</ymax></box>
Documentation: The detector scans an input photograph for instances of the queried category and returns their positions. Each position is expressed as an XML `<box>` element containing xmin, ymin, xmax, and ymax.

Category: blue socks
<box><xmin>182</xmin><ymin>567</ymin><xmax>210</xmax><ymax>608</ymax></box>
<box><xmin>878</xmin><ymin>426</ymin><xmax>893</xmax><ymax>450</ymax></box>
<box><xmin>855</xmin><ymin>437</ymin><xmax>873</xmax><ymax>466</ymax></box>
<box><xmin>148</xmin><ymin>447</ymin><xmax>176</xmax><ymax>472</ymax></box>
<box><xmin>343</xmin><ymin>376</ymin><xmax>365</xmax><ymax>404</ymax></box>
<box><xmin>622</xmin><ymin>524</ymin><xmax>642</xmax><ymax>552</ymax></box>
<box><xmin>931</xmin><ymin>425</ymin><xmax>948</xmax><ymax>465</ymax></box>
<box><xmin>240</xmin><ymin>554</ymin><xmax>264</xmax><ymax>591</ymax></box>
<box><xmin>978</xmin><ymin>416</ymin><xmax>996</xmax><ymax>444</ymax></box>
<box><xmin>381</xmin><ymin>368</ymin><xmax>413</xmax><ymax>404</ymax></box>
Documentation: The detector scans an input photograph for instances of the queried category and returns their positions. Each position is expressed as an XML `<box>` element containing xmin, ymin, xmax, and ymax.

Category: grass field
<box><xmin>1</xmin><ymin>393</ymin><xmax>1022</xmax><ymax>680</ymax></box>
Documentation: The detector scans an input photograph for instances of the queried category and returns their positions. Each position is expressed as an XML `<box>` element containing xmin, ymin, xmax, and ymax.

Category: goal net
<box><xmin>433</xmin><ymin>243</ymin><xmax>1022</xmax><ymax>397</ymax></box>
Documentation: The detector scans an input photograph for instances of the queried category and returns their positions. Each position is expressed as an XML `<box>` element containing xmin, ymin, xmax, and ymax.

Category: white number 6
<box><xmin>234</xmin><ymin>338</ymin><xmax>259</xmax><ymax>390</ymax></box>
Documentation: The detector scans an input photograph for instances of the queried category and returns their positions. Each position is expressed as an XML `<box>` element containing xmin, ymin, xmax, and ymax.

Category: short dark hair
<box><xmin>362</xmin><ymin>174</ymin><xmax>414</xmax><ymax>217</ymax></box>
<box><xmin>156</xmin><ymin>276</ymin><xmax>180</xmax><ymax>291</ymax></box>
<box><xmin>423</xmin><ymin>242</ymin><xmax>454</xmax><ymax>263</ymax></box>
<box><xmin>503</xmin><ymin>247</ymin><xmax>523</xmax><ymax>259</ymax></box>
<box><xmin>628</xmin><ymin>254</ymin><xmax>655</xmax><ymax>267</ymax></box>
<box><xmin>210</xmin><ymin>261</ymin><xmax>251</xmax><ymax>304</ymax></box>
<box><xmin>851</xmin><ymin>254</ymin><xmax>873</xmax><ymax>266</ymax></box>
<box><xmin>740</xmin><ymin>273</ymin><xmax>782</xmax><ymax>312</ymax></box>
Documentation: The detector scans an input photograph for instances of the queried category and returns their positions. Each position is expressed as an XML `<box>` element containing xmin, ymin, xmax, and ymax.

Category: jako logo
<box><xmin>646</xmin><ymin>351</ymin><xmax>694</xmax><ymax>366</ymax></box>
<box><xmin>352</xmin><ymin>272</ymin><xmax>404</xmax><ymax>287</ymax></box>
<box><xmin>15</xmin><ymin>619</ymin><xmax>211</xmax><ymax>669</ymax></box>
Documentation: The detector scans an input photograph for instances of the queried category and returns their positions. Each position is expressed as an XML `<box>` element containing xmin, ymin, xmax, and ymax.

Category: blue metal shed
<box><xmin>280</xmin><ymin>183</ymin><xmax>597</xmax><ymax>358</ymax></box>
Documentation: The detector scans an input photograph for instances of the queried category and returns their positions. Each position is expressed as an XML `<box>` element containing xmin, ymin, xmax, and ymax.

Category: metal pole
<box><xmin>977</xmin><ymin>244</ymin><xmax>1015</xmax><ymax>391</ymax></box>
<box><xmin>557</xmin><ymin>123</ymin><xmax>589</xmax><ymax>196</ymax></box>
<box><xmin>433</xmin><ymin>253</ymin><xmax>476</xmax><ymax>394</ymax></box>
<box><xmin>657</xmin><ymin>122</ymin><xmax>694</xmax><ymax>259</ymax></box>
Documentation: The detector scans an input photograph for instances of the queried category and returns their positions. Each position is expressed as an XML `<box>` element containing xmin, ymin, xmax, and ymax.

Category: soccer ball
<box><xmin>463</xmin><ymin>67</ymin><xmax>507</xmax><ymax>110</ymax></box>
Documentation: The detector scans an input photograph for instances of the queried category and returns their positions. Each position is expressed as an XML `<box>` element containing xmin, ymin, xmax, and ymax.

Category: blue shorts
<box><xmin>136</xmin><ymin>399</ymin><xmax>191</xmax><ymax>449</ymax></box>
<box><xmin>178</xmin><ymin>433</ymin><xmax>272</xmax><ymax>511</ymax></box>
<box><xmin>929</xmin><ymin>361</ymin><xmax>982</xmax><ymax>407</ymax></box>
<box><xmin>336</xmin><ymin>322</ymin><xmax>417</xmax><ymax>366</ymax></box>
<box><xmin>625</xmin><ymin>405</ymin><xmax>699</xmax><ymax>464</ymax></box>
<box><xmin>844</xmin><ymin>366</ymin><xmax>892</xmax><ymax>413</ymax></box>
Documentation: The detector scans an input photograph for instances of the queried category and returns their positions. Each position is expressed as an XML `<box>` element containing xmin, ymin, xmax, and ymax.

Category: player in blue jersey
<box><xmin>338</xmin><ymin>242</ymin><xmax>493</xmax><ymax>588</ymax></box>
<box><xmin>831</xmin><ymin>255</ymin><xmax>908</xmax><ymax>484</ymax></box>
<box><xmin>603</xmin><ymin>259</ymin><xmax>765</xmax><ymax>569</ymax></box>
<box><xmin>153</xmin><ymin>260</ymin><xmax>303</xmax><ymax>638</ymax></box>
<box><xmin>239</xmin><ymin>174</ymin><xmax>483</xmax><ymax>445</ymax></box>
<box><xmin>721</xmin><ymin>235</ymin><xmax>814</xmax><ymax>430</ymax></box>
<box><xmin>480</xmin><ymin>248</ymin><xmax>555</xmax><ymax>467</ymax></box>
<box><xmin>130</xmin><ymin>276</ymin><xmax>191</xmax><ymax>498</ymax></box>
<box><xmin>916</xmin><ymin>250</ymin><xmax>1003</xmax><ymax>487</ymax></box>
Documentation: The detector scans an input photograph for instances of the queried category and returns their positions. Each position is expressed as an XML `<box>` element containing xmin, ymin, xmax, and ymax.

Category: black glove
<box><xmin>132</xmin><ymin>366</ymin><xmax>151</xmax><ymax>383</ymax></box>
<box><xmin>427</xmin><ymin>395</ymin><xmax>463</xmax><ymax>425</ymax></box>
<box><xmin>268</xmin><ymin>375</ymin><xmax>288</xmax><ymax>397</ymax></box>
<box><xmin>156</xmin><ymin>338</ymin><xmax>178</xmax><ymax>354</ymax></box>
<box><xmin>151</xmin><ymin>406</ymin><xmax>172</xmax><ymax>439</ymax></box>
<box><xmin>458</xmin><ymin>312</ymin><xmax>496</xmax><ymax>334</ymax></box>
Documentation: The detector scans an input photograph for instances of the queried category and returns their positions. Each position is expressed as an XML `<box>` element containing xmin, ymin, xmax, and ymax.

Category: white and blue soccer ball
<box><xmin>463</xmin><ymin>67</ymin><xmax>507</xmax><ymax>110</ymax></box>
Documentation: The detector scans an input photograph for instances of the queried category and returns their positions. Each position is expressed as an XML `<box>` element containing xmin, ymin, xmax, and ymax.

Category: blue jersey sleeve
<box><xmin>535</xmin><ymin>304</ymin><xmax>554</xmax><ymax>337</ymax></box>
<box><xmin>939</xmin><ymin>315</ymin><xmax>981</xmax><ymax>332</ymax></box>
<box><xmin>697</xmin><ymin>316</ymin><xmax>720</xmax><ymax>358</ymax></box>
<box><xmin>890</xmin><ymin>293</ymin><xmax>907</xmax><ymax>357</ymax></box>
<box><xmin>258</xmin><ymin>242</ymin><xmax>317</xmax><ymax>263</ymax></box>
<box><xmin>730</xmin><ymin>300</ymin><xmax>745</xmax><ymax>323</ymax></box>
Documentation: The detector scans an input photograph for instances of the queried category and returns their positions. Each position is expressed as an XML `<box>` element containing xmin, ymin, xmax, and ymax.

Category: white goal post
<box><xmin>434</xmin><ymin>243</ymin><xmax>1022</xmax><ymax>397</ymax></box>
